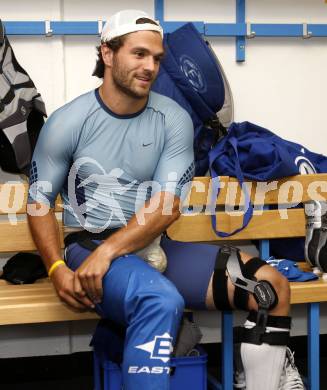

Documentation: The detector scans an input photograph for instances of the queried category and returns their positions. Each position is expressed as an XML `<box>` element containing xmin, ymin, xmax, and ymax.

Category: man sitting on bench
<box><xmin>27</xmin><ymin>9</ymin><xmax>303</xmax><ymax>390</ymax></box>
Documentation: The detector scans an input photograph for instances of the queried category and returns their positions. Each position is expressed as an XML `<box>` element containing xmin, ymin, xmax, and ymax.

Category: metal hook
<box><xmin>246</xmin><ymin>22</ymin><xmax>256</xmax><ymax>39</ymax></box>
<box><xmin>45</xmin><ymin>20</ymin><xmax>53</xmax><ymax>37</ymax></box>
<box><xmin>98</xmin><ymin>20</ymin><xmax>103</xmax><ymax>37</ymax></box>
<box><xmin>303</xmin><ymin>23</ymin><xmax>312</xmax><ymax>39</ymax></box>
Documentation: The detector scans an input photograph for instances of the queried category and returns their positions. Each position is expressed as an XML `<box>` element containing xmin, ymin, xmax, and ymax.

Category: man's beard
<box><xmin>112</xmin><ymin>56</ymin><xmax>153</xmax><ymax>99</ymax></box>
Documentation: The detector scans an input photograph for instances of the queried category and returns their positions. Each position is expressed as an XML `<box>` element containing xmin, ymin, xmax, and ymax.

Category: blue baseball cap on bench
<box><xmin>266</xmin><ymin>258</ymin><xmax>318</xmax><ymax>282</ymax></box>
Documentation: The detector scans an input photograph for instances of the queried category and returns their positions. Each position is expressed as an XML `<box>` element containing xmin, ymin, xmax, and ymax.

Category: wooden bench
<box><xmin>1</xmin><ymin>173</ymin><xmax>327</xmax><ymax>389</ymax></box>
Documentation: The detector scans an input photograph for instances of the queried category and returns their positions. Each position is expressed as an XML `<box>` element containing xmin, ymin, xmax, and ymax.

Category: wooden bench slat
<box><xmin>290</xmin><ymin>280</ymin><xmax>327</xmax><ymax>304</ymax></box>
<box><xmin>0</xmin><ymin>220</ymin><xmax>64</xmax><ymax>252</ymax></box>
<box><xmin>0</xmin><ymin>295</ymin><xmax>66</xmax><ymax>305</ymax></box>
<box><xmin>0</xmin><ymin>281</ymin><xmax>58</xmax><ymax>300</ymax></box>
<box><xmin>0</xmin><ymin>283</ymin><xmax>52</xmax><ymax>295</ymax></box>
<box><xmin>0</xmin><ymin>278</ymin><xmax>99</xmax><ymax>325</ymax></box>
<box><xmin>185</xmin><ymin>174</ymin><xmax>327</xmax><ymax>206</ymax></box>
<box><xmin>1</xmin><ymin>208</ymin><xmax>305</xmax><ymax>251</ymax></box>
<box><xmin>167</xmin><ymin>209</ymin><xmax>305</xmax><ymax>241</ymax></box>
<box><xmin>0</xmin><ymin>290</ymin><xmax>55</xmax><ymax>300</ymax></box>
<box><xmin>0</xmin><ymin>303</ymin><xmax>99</xmax><ymax>325</ymax></box>
<box><xmin>0</xmin><ymin>291</ymin><xmax>55</xmax><ymax>301</ymax></box>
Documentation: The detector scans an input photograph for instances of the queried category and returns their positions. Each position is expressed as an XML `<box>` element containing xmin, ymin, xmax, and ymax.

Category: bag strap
<box><xmin>209</xmin><ymin>136</ymin><xmax>253</xmax><ymax>237</ymax></box>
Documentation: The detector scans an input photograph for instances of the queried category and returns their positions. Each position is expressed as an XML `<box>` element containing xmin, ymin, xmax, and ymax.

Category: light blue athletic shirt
<box><xmin>28</xmin><ymin>89</ymin><xmax>195</xmax><ymax>230</ymax></box>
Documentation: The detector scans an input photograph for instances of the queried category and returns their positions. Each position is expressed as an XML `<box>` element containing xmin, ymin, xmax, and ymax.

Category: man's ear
<box><xmin>101</xmin><ymin>44</ymin><xmax>114</xmax><ymax>67</ymax></box>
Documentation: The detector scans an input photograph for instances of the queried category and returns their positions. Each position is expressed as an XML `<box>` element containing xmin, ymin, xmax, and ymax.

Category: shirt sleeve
<box><xmin>27</xmin><ymin>109</ymin><xmax>76</xmax><ymax>208</ymax></box>
<box><xmin>152</xmin><ymin>106</ymin><xmax>195</xmax><ymax>201</ymax></box>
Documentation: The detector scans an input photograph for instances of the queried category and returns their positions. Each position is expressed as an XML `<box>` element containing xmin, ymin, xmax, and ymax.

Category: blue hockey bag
<box><xmin>208</xmin><ymin>121</ymin><xmax>327</xmax><ymax>259</ymax></box>
<box><xmin>152</xmin><ymin>22</ymin><xmax>233</xmax><ymax>176</ymax></box>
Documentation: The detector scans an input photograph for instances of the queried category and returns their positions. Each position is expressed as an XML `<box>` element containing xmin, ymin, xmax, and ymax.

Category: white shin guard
<box><xmin>240</xmin><ymin>320</ymin><xmax>289</xmax><ymax>390</ymax></box>
<box><xmin>241</xmin><ymin>341</ymin><xmax>286</xmax><ymax>390</ymax></box>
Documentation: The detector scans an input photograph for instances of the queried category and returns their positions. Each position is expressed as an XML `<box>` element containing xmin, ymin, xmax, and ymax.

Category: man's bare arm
<box><xmin>27</xmin><ymin>206</ymin><xmax>94</xmax><ymax>310</ymax></box>
<box><xmin>27</xmin><ymin>208</ymin><xmax>62</xmax><ymax>270</ymax></box>
<box><xmin>74</xmin><ymin>191</ymin><xmax>180</xmax><ymax>302</ymax></box>
<box><xmin>105</xmin><ymin>191</ymin><xmax>180</xmax><ymax>258</ymax></box>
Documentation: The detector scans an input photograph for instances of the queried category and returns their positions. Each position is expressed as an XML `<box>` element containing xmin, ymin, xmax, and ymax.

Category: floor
<box><xmin>0</xmin><ymin>335</ymin><xmax>325</xmax><ymax>389</ymax></box>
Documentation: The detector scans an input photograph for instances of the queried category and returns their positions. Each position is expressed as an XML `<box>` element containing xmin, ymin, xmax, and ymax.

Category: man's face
<box><xmin>110</xmin><ymin>31</ymin><xmax>164</xmax><ymax>99</ymax></box>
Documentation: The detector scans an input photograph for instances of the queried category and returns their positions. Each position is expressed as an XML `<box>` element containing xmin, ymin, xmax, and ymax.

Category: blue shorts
<box><xmin>65</xmin><ymin>236</ymin><xmax>219</xmax><ymax>310</ymax></box>
<box><xmin>161</xmin><ymin>236</ymin><xmax>219</xmax><ymax>309</ymax></box>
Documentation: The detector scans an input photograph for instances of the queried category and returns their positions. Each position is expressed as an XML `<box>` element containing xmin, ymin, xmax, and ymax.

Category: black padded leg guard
<box><xmin>234</xmin><ymin>310</ymin><xmax>291</xmax><ymax>346</ymax></box>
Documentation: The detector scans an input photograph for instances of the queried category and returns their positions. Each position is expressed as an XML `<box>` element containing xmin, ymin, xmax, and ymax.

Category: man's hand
<box><xmin>74</xmin><ymin>244</ymin><xmax>113</xmax><ymax>304</ymax></box>
<box><xmin>51</xmin><ymin>265</ymin><xmax>95</xmax><ymax>310</ymax></box>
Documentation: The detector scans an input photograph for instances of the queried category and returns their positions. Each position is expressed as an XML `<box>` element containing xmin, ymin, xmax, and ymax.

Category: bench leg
<box><xmin>222</xmin><ymin>311</ymin><xmax>233</xmax><ymax>390</ymax></box>
<box><xmin>308</xmin><ymin>302</ymin><xmax>320</xmax><ymax>390</ymax></box>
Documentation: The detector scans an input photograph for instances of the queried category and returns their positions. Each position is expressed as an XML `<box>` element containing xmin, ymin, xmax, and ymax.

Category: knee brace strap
<box><xmin>233</xmin><ymin>257</ymin><xmax>267</xmax><ymax>311</ymax></box>
<box><xmin>243</xmin><ymin>257</ymin><xmax>268</xmax><ymax>278</ymax></box>
<box><xmin>234</xmin><ymin>311</ymin><xmax>291</xmax><ymax>346</ymax></box>
<box><xmin>233</xmin><ymin>255</ymin><xmax>249</xmax><ymax>311</ymax></box>
<box><xmin>212</xmin><ymin>249</ymin><xmax>233</xmax><ymax>311</ymax></box>
<box><xmin>247</xmin><ymin>310</ymin><xmax>291</xmax><ymax>329</ymax></box>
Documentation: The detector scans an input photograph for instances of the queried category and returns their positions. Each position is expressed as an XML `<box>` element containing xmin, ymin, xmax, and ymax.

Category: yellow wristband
<box><xmin>48</xmin><ymin>260</ymin><xmax>65</xmax><ymax>277</ymax></box>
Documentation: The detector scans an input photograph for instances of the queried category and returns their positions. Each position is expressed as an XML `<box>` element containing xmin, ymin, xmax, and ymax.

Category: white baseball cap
<box><xmin>101</xmin><ymin>10</ymin><xmax>163</xmax><ymax>43</ymax></box>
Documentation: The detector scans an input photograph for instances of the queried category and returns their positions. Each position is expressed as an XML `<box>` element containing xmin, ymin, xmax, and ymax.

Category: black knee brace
<box><xmin>212</xmin><ymin>245</ymin><xmax>278</xmax><ymax>313</ymax></box>
<box><xmin>213</xmin><ymin>245</ymin><xmax>286</xmax><ymax>346</ymax></box>
<box><xmin>212</xmin><ymin>250</ymin><xmax>258</xmax><ymax>310</ymax></box>
<box><xmin>234</xmin><ymin>310</ymin><xmax>291</xmax><ymax>346</ymax></box>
